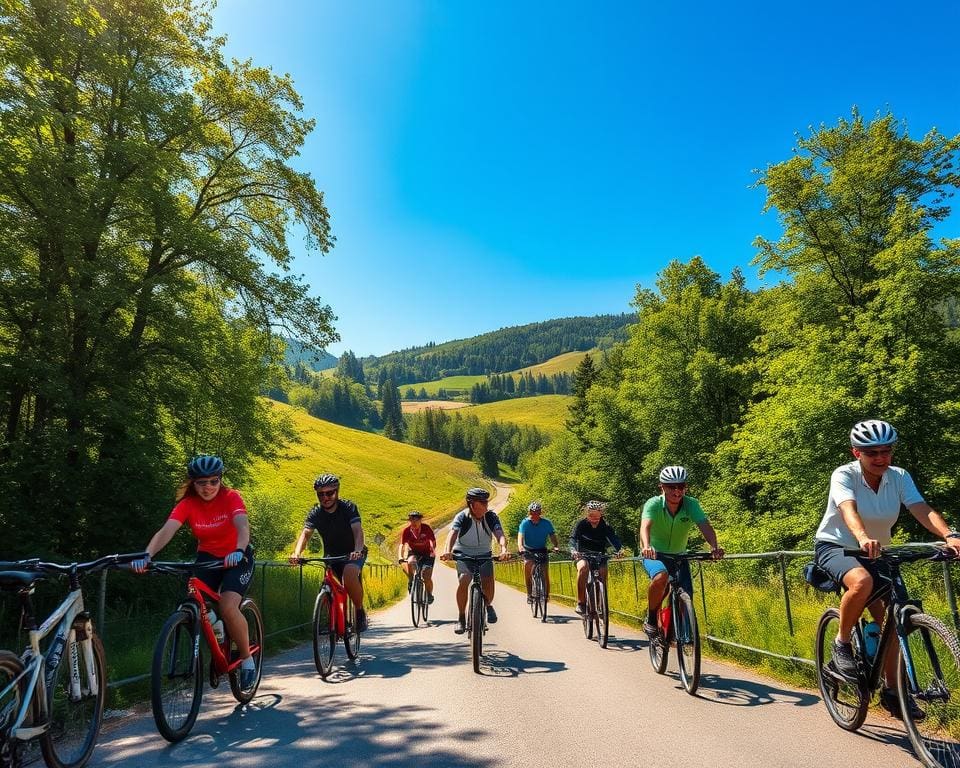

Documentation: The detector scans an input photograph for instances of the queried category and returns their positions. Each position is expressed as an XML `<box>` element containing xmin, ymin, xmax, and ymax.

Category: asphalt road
<box><xmin>92</xmin><ymin>556</ymin><xmax>923</xmax><ymax>768</ymax></box>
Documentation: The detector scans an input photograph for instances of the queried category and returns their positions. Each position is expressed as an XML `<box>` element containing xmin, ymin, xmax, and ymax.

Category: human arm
<box><xmin>349</xmin><ymin>520</ymin><xmax>365</xmax><ymax>560</ymax></box>
<box><xmin>441</xmin><ymin>529</ymin><xmax>458</xmax><ymax>560</ymax></box>
<box><xmin>549</xmin><ymin>532</ymin><xmax>560</xmax><ymax>552</ymax></box>
<box><xmin>223</xmin><ymin>514</ymin><xmax>251</xmax><ymax>567</ymax></box>
<box><xmin>696</xmin><ymin>520</ymin><xmax>724</xmax><ymax>559</ymax></box>
<box><xmin>133</xmin><ymin>519</ymin><xmax>183</xmax><ymax>572</ymax></box>
<box><xmin>497</xmin><ymin>530</ymin><xmax>510</xmax><ymax>560</ymax></box>
<box><xmin>908</xmin><ymin>503</ymin><xmax>960</xmax><ymax>556</ymax></box>
<box><xmin>837</xmin><ymin>500</ymin><xmax>880</xmax><ymax>558</ymax></box>
<box><xmin>640</xmin><ymin>518</ymin><xmax>656</xmax><ymax>559</ymax></box>
<box><xmin>289</xmin><ymin>528</ymin><xmax>313</xmax><ymax>564</ymax></box>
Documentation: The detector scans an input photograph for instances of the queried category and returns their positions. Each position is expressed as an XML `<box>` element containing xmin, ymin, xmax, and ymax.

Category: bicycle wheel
<box><xmin>410</xmin><ymin>574</ymin><xmax>422</xmax><ymax>627</ymax></box>
<box><xmin>344</xmin><ymin>600</ymin><xmax>360</xmax><ymax>660</ymax></box>
<box><xmin>596</xmin><ymin>581</ymin><xmax>609</xmax><ymax>648</ymax></box>
<box><xmin>536</xmin><ymin>568</ymin><xmax>548</xmax><ymax>623</ymax></box>
<box><xmin>675</xmin><ymin>590</ymin><xmax>701</xmax><ymax>695</ymax></box>
<box><xmin>898</xmin><ymin>611</ymin><xmax>960</xmax><ymax>768</ymax></box>
<box><xmin>150</xmin><ymin>610</ymin><xmax>202</xmax><ymax>743</ymax></box>
<box><xmin>228</xmin><ymin>598</ymin><xmax>264</xmax><ymax>704</ymax></box>
<box><xmin>0</xmin><ymin>650</ymin><xmax>28</xmax><ymax>739</ymax></box>
<box><xmin>582</xmin><ymin>580</ymin><xmax>595</xmax><ymax>640</ymax></box>
<box><xmin>589</xmin><ymin>582</ymin><xmax>601</xmax><ymax>642</ymax></box>
<box><xmin>312</xmin><ymin>591</ymin><xmax>336</xmax><ymax>678</ymax></box>
<box><xmin>470</xmin><ymin>586</ymin><xmax>484</xmax><ymax>674</ymax></box>
<box><xmin>529</xmin><ymin>566</ymin><xmax>540</xmax><ymax>619</ymax></box>
<box><xmin>421</xmin><ymin>578</ymin><xmax>430</xmax><ymax>624</ymax></box>
<box><xmin>648</xmin><ymin>601</ymin><xmax>669</xmax><ymax>675</ymax></box>
<box><xmin>814</xmin><ymin>607</ymin><xmax>868</xmax><ymax>731</ymax></box>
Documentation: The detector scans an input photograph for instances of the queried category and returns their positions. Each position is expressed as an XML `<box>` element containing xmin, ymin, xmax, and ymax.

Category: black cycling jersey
<box><xmin>304</xmin><ymin>499</ymin><xmax>361</xmax><ymax>556</ymax></box>
<box><xmin>569</xmin><ymin>517</ymin><xmax>622</xmax><ymax>554</ymax></box>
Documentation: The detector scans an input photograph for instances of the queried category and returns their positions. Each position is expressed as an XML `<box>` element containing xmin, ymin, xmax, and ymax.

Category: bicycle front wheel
<box><xmin>470</xmin><ymin>586</ymin><xmax>484</xmax><ymax>674</ymax></box>
<box><xmin>0</xmin><ymin>651</ymin><xmax>32</xmax><ymax>746</ymax></box>
<box><xmin>228</xmin><ymin>598</ymin><xmax>264</xmax><ymax>704</ymax></box>
<box><xmin>648</xmin><ymin>601</ymin><xmax>669</xmax><ymax>675</ymax></box>
<box><xmin>675</xmin><ymin>591</ymin><xmax>701</xmax><ymax>695</ymax></box>
<box><xmin>313</xmin><ymin>591</ymin><xmax>336</xmax><ymax>678</ymax></box>
<box><xmin>582</xmin><ymin>581</ymin><xmax>595</xmax><ymax>640</ymax></box>
<box><xmin>150</xmin><ymin>610</ymin><xmax>202</xmax><ymax>743</ymax></box>
<box><xmin>596</xmin><ymin>581</ymin><xmax>609</xmax><ymax>648</ymax></box>
<box><xmin>420</xmin><ymin>578</ymin><xmax>430</xmax><ymax>624</ymax></box>
<box><xmin>536</xmin><ymin>568</ymin><xmax>548</xmax><ymax>623</ymax></box>
<box><xmin>411</xmin><ymin>575</ymin><xmax>422</xmax><ymax>627</ymax></box>
<box><xmin>899</xmin><ymin>611</ymin><xmax>960</xmax><ymax>768</ymax></box>
<box><xmin>344</xmin><ymin>600</ymin><xmax>360</xmax><ymax>660</ymax></box>
<box><xmin>814</xmin><ymin>607</ymin><xmax>867</xmax><ymax>731</ymax></box>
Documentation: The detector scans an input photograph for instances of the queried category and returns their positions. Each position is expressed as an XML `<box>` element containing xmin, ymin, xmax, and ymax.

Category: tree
<box><xmin>474</xmin><ymin>433</ymin><xmax>499</xmax><ymax>477</ymax></box>
<box><xmin>0</xmin><ymin>0</ymin><xmax>336</xmax><ymax>557</ymax></box>
<box><xmin>567</xmin><ymin>354</ymin><xmax>598</xmax><ymax>442</ymax></box>
<box><xmin>380</xmin><ymin>380</ymin><xmax>405</xmax><ymax>441</ymax></box>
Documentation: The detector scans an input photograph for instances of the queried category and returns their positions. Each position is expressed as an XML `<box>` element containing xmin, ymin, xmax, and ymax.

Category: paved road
<box><xmin>93</xmin><ymin>555</ymin><xmax>922</xmax><ymax>768</ymax></box>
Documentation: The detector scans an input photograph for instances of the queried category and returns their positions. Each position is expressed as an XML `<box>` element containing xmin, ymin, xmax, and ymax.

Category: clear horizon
<box><xmin>213</xmin><ymin>1</ymin><xmax>960</xmax><ymax>357</ymax></box>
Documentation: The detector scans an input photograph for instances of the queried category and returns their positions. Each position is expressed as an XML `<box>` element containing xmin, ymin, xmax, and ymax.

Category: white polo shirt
<box><xmin>815</xmin><ymin>460</ymin><xmax>924</xmax><ymax>548</ymax></box>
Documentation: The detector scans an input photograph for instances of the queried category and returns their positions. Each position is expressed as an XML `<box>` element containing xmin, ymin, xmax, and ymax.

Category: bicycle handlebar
<box><xmin>294</xmin><ymin>555</ymin><xmax>353</xmax><ymax>565</ymax></box>
<box><xmin>841</xmin><ymin>542</ymin><xmax>955</xmax><ymax>562</ymax></box>
<box><xmin>3</xmin><ymin>552</ymin><xmax>147</xmax><ymax>575</ymax></box>
<box><xmin>144</xmin><ymin>560</ymin><xmax>229</xmax><ymax>574</ymax></box>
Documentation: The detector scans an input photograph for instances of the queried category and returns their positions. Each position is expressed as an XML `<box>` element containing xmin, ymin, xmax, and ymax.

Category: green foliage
<box><xmin>288</xmin><ymin>376</ymin><xmax>380</xmax><ymax>430</ymax></box>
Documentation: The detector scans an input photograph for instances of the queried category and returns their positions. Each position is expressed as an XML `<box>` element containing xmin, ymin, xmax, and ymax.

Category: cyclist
<box><xmin>639</xmin><ymin>465</ymin><xmax>723</xmax><ymax>639</ymax></box>
<box><xmin>813</xmin><ymin>419</ymin><xmax>960</xmax><ymax>719</ymax></box>
<box><xmin>440</xmin><ymin>487</ymin><xmax>510</xmax><ymax>635</ymax></box>
<box><xmin>517</xmin><ymin>501</ymin><xmax>560</xmax><ymax>604</ymax></box>
<box><xmin>569</xmin><ymin>500</ymin><xmax>623</xmax><ymax>615</ymax></box>
<box><xmin>398</xmin><ymin>510</ymin><xmax>436</xmax><ymax>603</ymax></box>
<box><xmin>289</xmin><ymin>474</ymin><xmax>369</xmax><ymax>632</ymax></box>
<box><xmin>132</xmin><ymin>455</ymin><xmax>257</xmax><ymax>688</ymax></box>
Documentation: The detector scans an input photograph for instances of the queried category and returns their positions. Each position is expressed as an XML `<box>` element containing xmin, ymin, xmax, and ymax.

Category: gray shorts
<box><xmin>814</xmin><ymin>540</ymin><xmax>890</xmax><ymax>587</ymax></box>
<box><xmin>455</xmin><ymin>555</ymin><xmax>493</xmax><ymax>578</ymax></box>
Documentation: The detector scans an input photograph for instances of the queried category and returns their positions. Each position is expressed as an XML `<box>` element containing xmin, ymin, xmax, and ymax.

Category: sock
<box><xmin>241</xmin><ymin>656</ymin><xmax>255</xmax><ymax>670</ymax></box>
<box><xmin>458</xmin><ymin>613</ymin><xmax>465</xmax><ymax>623</ymax></box>
<box><xmin>647</xmin><ymin>609</ymin><xmax>657</xmax><ymax>624</ymax></box>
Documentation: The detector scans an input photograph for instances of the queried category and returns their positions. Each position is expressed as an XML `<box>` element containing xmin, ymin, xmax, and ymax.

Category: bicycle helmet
<box><xmin>849</xmin><ymin>420</ymin><xmax>898</xmax><ymax>448</ymax></box>
<box><xmin>584</xmin><ymin>500</ymin><xmax>607</xmax><ymax>512</ymax></box>
<box><xmin>658</xmin><ymin>465</ymin><xmax>688</xmax><ymax>484</ymax></box>
<box><xmin>313</xmin><ymin>473</ymin><xmax>340</xmax><ymax>490</ymax></box>
<box><xmin>466</xmin><ymin>487</ymin><xmax>490</xmax><ymax>501</ymax></box>
<box><xmin>408</xmin><ymin>510</ymin><xmax>423</xmax><ymax>519</ymax></box>
<box><xmin>527</xmin><ymin>501</ymin><xmax>542</xmax><ymax>513</ymax></box>
<box><xmin>187</xmin><ymin>455</ymin><xmax>224</xmax><ymax>478</ymax></box>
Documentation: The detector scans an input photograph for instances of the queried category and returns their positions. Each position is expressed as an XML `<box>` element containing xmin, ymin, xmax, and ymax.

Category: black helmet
<box><xmin>466</xmin><ymin>487</ymin><xmax>490</xmax><ymax>501</ymax></box>
<box><xmin>408</xmin><ymin>510</ymin><xmax>424</xmax><ymax>519</ymax></box>
<box><xmin>313</xmin><ymin>473</ymin><xmax>340</xmax><ymax>490</ymax></box>
<box><xmin>187</xmin><ymin>455</ymin><xmax>224</xmax><ymax>479</ymax></box>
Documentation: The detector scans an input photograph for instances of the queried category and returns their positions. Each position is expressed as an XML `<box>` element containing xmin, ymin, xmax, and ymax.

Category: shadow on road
<box><xmin>479</xmin><ymin>649</ymin><xmax>567</xmax><ymax>677</ymax></box>
<box><xmin>681</xmin><ymin>672</ymin><xmax>820</xmax><ymax>708</ymax></box>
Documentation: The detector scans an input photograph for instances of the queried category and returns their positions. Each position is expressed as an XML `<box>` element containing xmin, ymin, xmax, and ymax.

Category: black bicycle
<box><xmin>646</xmin><ymin>551</ymin><xmax>713</xmax><ymax>694</ymax></box>
<box><xmin>813</xmin><ymin>544</ymin><xmax>960</xmax><ymax>768</ymax></box>
<box><xmin>576</xmin><ymin>551</ymin><xmax>612</xmax><ymax>648</ymax></box>
<box><xmin>450</xmin><ymin>554</ymin><xmax>499</xmax><ymax>673</ymax></box>
<box><xmin>522</xmin><ymin>549</ymin><xmax>551</xmax><ymax>623</ymax></box>
<box><xmin>402</xmin><ymin>556</ymin><xmax>431</xmax><ymax>628</ymax></box>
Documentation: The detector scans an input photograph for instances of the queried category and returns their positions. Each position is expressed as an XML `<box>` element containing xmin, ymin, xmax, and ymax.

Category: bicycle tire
<box><xmin>312</xmin><ymin>591</ymin><xmax>336</xmax><ymax>678</ymax></box>
<box><xmin>597</xmin><ymin>581</ymin><xmax>609</xmax><ymax>648</ymax></box>
<box><xmin>898</xmin><ymin>611</ymin><xmax>960</xmax><ymax>768</ymax></box>
<box><xmin>150</xmin><ymin>610</ymin><xmax>202</xmax><ymax>743</ymax></box>
<box><xmin>529</xmin><ymin>566</ymin><xmax>540</xmax><ymax>619</ymax></box>
<box><xmin>410</xmin><ymin>574</ymin><xmax>422</xmax><ymax>627</ymax></box>
<box><xmin>648</xmin><ymin>601</ymin><xmax>669</xmax><ymax>675</ymax></box>
<box><xmin>589</xmin><ymin>582</ymin><xmax>601</xmax><ymax>642</ymax></box>
<box><xmin>582</xmin><ymin>579</ymin><xmax>595</xmax><ymax>640</ymax></box>
<box><xmin>814</xmin><ymin>607</ymin><xmax>868</xmax><ymax>731</ymax></box>
<box><xmin>0</xmin><ymin>650</ymin><xmax>31</xmax><ymax>751</ymax></box>
<box><xmin>675</xmin><ymin>590</ymin><xmax>701</xmax><ymax>694</ymax></box>
<box><xmin>344</xmin><ymin>600</ymin><xmax>360</xmax><ymax>660</ymax></box>
<box><xmin>470</xmin><ymin>585</ymin><xmax>484</xmax><ymax>674</ymax></box>
<box><xmin>536</xmin><ymin>567</ymin><xmax>548</xmax><ymax>623</ymax></box>
<box><xmin>228</xmin><ymin>598</ymin><xmax>264</xmax><ymax>704</ymax></box>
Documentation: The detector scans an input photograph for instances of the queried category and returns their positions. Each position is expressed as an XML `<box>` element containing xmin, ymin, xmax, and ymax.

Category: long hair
<box><xmin>174</xmin><ymin>476</ymin><xmax>229</xmax><ymax>503</ymax></box>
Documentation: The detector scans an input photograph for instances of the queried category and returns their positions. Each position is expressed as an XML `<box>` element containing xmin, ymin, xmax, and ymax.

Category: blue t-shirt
<box><xmin>518</xmin><ymin>517</ymin><xmax>556</xmax><ymax>549</ymax></box>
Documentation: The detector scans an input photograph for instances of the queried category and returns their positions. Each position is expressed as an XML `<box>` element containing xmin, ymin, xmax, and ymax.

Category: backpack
<box><xmin>457</xmin><ymin>509</ymin><xmax>501</xmax><ymax>537</ymax></box>
<box><xmin>802</xmin><ymin>561</ymin><xmax>840</xmax><ymax>594</ymax></box>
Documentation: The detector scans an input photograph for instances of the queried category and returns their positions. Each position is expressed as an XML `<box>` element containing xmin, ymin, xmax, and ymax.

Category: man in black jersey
<box><xmin>290</xmin><ymin>474</ymin><xmax>368</xmax><ymax>631</ymax></box>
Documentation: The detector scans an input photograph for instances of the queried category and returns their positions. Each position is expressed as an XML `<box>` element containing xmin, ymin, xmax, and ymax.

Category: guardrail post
<box><xmin>631</xmin><ymin>559</ymin><xmax>640</xmax><ymax>604</ymax></box>
<box><xmin>698</xmin><ymin>564</ymin><xmax>708</xmax><ymax>630</ymax></box>
<box><xmin>299</xmin><ymin>563</ymin><xmax>304</xmax><ymax>611</ymax></box>
<box><xmin>779</xmin><ymin>554</ymin><xmax>794</xmax><ymax>636</ymax></box>
<box><xmin>98</xmin><ymin>568</ymin><xmax>108</xmax><ymax>639</ymax></box>
<box><xmin>943</xmin><ymin>561</ymin><xmax>960</xmax><ymax>633</ymax></box>
<box><xmin>558</xmin><ymin>563</ymin><xmax>564</xmax><ymax>596</ymax></box>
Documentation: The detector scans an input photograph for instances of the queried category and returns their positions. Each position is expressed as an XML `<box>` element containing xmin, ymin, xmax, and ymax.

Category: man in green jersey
<box><xmin>639</xmin><ymin>465</ymin><xmax>723</xmax><ymax>638</ymax></box>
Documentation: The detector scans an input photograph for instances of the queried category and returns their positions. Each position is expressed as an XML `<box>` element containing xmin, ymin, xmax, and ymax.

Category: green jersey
<box><xmin>641</xmin><ymin>495</ymin><xmax>707</xmax><ymax>554</ymax></box>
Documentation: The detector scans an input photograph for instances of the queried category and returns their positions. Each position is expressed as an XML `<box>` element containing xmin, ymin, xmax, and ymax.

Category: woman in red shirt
<box><xmin>133</xmin><ymin>455</ymin><xmax>256</xmax><ymax>688</ymax></box>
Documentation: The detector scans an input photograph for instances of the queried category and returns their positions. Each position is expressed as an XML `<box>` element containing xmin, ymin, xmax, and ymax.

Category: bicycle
<box><xmin>575</xmin><ymin>551</ymin><xmax>613</xmax><ymax>648</ymax></box>
<box><xmin>450</xmin><ymin>554</ymin><xmax>502</xmax><ymax>674</ymax></box>
<box><xmin>0</xmin><ymin>552</ymin><xmax>141</xmax><ymax>768</ymax></box>
<box><xmin>296</xmin><ymin>556</ymin><xmax>361</xmax><ymax>679</ymax></box>
<box><xmin>521</xmin><ymin>549</ymin><xmax>551</xmax><ymax>623</ymax></box>
<box><xmin>399</xmin><ymin>556</ymin><xmax>431</xmax><ymax>628</ymax></box>
<box><xmin>813</xmin><ymin>543</ymin><xmax>960</xmax><ymax>768</ymax></box>
<box><xmin>147</xmin><ymin>561</ymin><xmax>264</xmax><ymax>742</ymax></box>
<box><xmin>645</xmin><ymin>551</ymin><xmax>713</xmax><ymax>694</ymax></box>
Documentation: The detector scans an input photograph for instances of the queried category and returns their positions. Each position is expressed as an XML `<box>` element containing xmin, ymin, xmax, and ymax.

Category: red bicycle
<box><xmin>147</xmin><ymin>561</ymin><xmax>264</xmax><ymax>741</ymax></box>
<box><xmin>296</xmin><ymin>556</ymin><xmax>361</xmax><ymax>678</ymax></box>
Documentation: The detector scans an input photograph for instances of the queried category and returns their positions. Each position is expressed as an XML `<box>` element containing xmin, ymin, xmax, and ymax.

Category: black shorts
<box><xmin>814</xmin><ymin>541</ymin><xmax>891</xmax><ymax>589</ymax></box>
<box><xmin>195</xmin><ymin>546</ymin><xmax>255</xmax><ymax>597</ymax></box>
<box><xmin>329</xmin><ymin>549</ymin><xmax>367</xmax><ymax>582</ymax></box>
<box><xmin>412</xmin><ymin>554</ymin><xmax>436</xmax><ymax>569</ymax></box>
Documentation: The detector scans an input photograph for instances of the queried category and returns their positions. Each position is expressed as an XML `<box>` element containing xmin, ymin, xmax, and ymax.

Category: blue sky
<box><xmin>212</xmin><ymin>1</ymin><xmax>960</xmax><ymax>357</ymax></box>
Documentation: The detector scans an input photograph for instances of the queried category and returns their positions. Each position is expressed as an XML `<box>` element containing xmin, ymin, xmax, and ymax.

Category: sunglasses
<box><xmin>662</xmin><ymin>484</ymin><xmax>686</xmax><ymax>491</ymax></box>
<box><xmin>194</xmin><ymin>477</ymin><xmax>221</xmax><ymax>488</ymax></box>
<box><xmin>860</xmin><ymin>448</ymin><xmax>894</xmax><ymax>458</ymax></box>
<box><xmin>317</xmin><ymin>489</ymin><xmax>338</xmax><ymax>498</ymax></box>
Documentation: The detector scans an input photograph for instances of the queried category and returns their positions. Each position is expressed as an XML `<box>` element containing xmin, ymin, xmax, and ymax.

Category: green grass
<box><xmin>514</xmin><ymin>349</ymin><xmax>595</xmax><ymax>377</ymax></box>
<box><xmin>467</xmin><ymin>394</ymin><xmax>572</xmax><ymax>435</ymax></box>
<box><xmin>413</xmin><ymin>374</ymin><xmax>485</xmax><ymax>397</ymax></box>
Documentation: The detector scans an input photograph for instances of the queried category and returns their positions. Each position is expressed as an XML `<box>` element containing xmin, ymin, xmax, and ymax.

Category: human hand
<box><xmin>641</xmin><ymin>546</ymin><xmax>655</xmax><ymax>559</ymax></box>
<box><xmin>131</xmin><ymin>555</ymin><xmax>151</xmax><ymax>574</ymax></box>
<box><xmin>224</xmin><ymin>550</ymin><xmax>244</xmax><ymax>568</ymax></box>
<box><xmin>858</xmin><ymin>538</ymin><xmax>881</xmax><ymax>559</ymax></box>
<box><xmin>711</xmin><ymin>547</ymin><xmax>725</xmax><ymax>560</ymax></box>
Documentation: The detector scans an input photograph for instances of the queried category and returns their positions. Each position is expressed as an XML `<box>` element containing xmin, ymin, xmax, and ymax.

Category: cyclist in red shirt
<box><xmin>398</xmin><ymin>511</ymin><xmax>436</xmax><ymax>603</ymax></box>
<box><xmin>132</xmin><ymin>455</ymin><xmax>257</xmax><ymax>689</ymax></box>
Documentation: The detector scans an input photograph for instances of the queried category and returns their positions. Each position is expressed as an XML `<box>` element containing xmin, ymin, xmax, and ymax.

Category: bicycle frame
<box><xmin>320</xmin><ymin>568</ymin><xmax>349</xmax><ymax>637</ymax></box>
<box><xmin>178</xmin><ymin>576</ymin><xmax>254</xmax><ymax>677</ymax></box>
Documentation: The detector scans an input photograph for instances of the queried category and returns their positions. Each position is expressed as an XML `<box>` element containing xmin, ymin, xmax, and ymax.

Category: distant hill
<box><xmin>364</xmin><ymin>314</ymin><xmax>631</xmax><ymax>385</ymax></box>
<box><xmin>283</xmin><ymin>338</ymin><xmax>337</xmax><ymax>371</ymax></box>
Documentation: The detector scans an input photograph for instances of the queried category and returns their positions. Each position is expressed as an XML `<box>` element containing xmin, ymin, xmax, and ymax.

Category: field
<box><xmin>513</xmin><ymin>349</ymin><xmax>595</xmax><ymax>377</ymax></box>
<box><xmin>401</xmin><ymin>399</ymin><xmax>471</xmax><ymax>414</ymax></box>
<box><xmin>467</xmin><ymin>394</ymin><xmax>572</xmax><ymax>435</ymax></box>
<box><xmin>410</xmin><ymin>374</ymin><xmax>485</xmax><ymax>397</ymax></box>
<box><xmin>241</xmin><ymin>401</ymin><xmax>492</xmax><ymax>551</ymax></box>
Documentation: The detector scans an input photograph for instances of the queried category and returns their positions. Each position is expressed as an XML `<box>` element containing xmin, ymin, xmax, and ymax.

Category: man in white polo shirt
<box><xmin>814</xmin><ymin>419</ymin><xmax>960</xmax><ymax>717</ymax></box>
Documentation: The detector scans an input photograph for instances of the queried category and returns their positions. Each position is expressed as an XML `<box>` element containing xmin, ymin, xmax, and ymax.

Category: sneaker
<box><xmin>830</xmin><ymin>639</ymin><xmax>858</xmax><ymax>681</ymax></box>
<box><xmin>643</xmin><ymin>620</ymin><xmax>660</xmax><ymax>638</ymax></box>
<box><xmin>527</xmin><ymin>594</ymin><xmax>534</xmax><ymax>604</ymax></box>
<box><xmin>454</xmin><ymin>617</ymin><xmax>466</xmax><ymax>635</ymax></box>
<box><xmin>486</xmin><ymin>604</ymin><xmax>498</xmax><ymax>624</ymax></box>
<box><xmin>575</xmin><ymin>602</ymin><xmax>586</xmax><ymax>615</ymax></box>
<box><xmin>356</xmin><ymin>609</ymin><xmax>368</xmax><ymax>633</ymax></box>
<box><xmin>427</xmin><ymin>593</ymin><xmax>435</xmax><ymax>604</ymax></box>
<box><xmin>239</xmin><ymin>664</ymin><xmax>257</xmax><ymax>690</ymax></box>
<box><xmin>880</xmin><ymin>687</ymin><xmax>926</xmax><ymax>721</ymax></box>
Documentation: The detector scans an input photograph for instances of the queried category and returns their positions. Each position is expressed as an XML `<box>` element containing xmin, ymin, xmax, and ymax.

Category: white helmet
<box><xmin>658</xmin><ymin>465</ymin><xmax>688</xmax><ymax>484</ymax></box>
<box><xmin>849</xmin><ymin>420</ymin><xmax>898</xmax><ymax>448</ymax></box>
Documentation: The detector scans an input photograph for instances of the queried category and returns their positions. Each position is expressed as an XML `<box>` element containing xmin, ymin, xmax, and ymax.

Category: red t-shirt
<box><xmin>169</xmin><ymin>488</ymin><xmax>247</xmax><ymax>558</ymax></box>
<box><xmin>401</xmin><ymin>523</ymin><xmax>436</xmax><ymax>556</ymax></box>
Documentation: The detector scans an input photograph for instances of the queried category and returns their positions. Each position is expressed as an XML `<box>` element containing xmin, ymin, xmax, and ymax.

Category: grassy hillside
<box><xmin>468</xmin><ymin>395</ymin><xmax>572</xmax><ymax>435</ymax></box>
<box><xmin>241</xmin><ymin>401</ymin><xmax>491</xmax><ymax>553</ymax></box>
<box><xmin>415</xmin><ymin>374</ymin><xmax>485</xmax><ymax>397</ymax></box>
<box><xmin>514</xmin><ymin>350</ymin><xmax>594</xmax><ymax>377</ymax></box>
